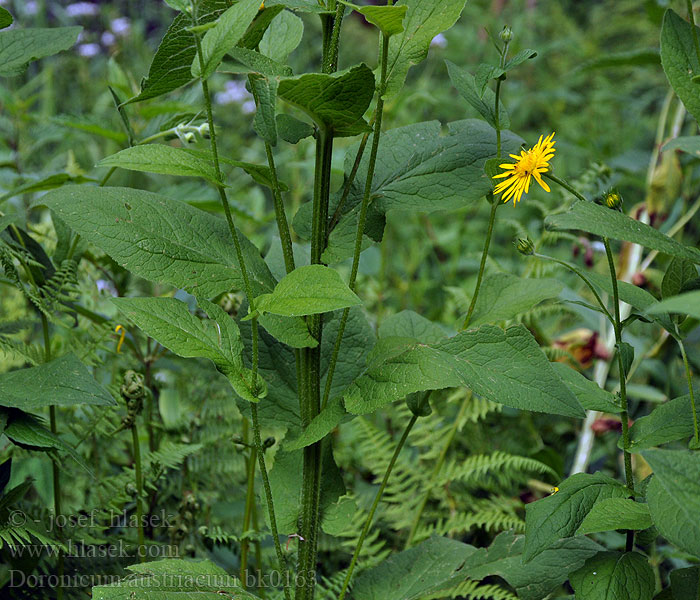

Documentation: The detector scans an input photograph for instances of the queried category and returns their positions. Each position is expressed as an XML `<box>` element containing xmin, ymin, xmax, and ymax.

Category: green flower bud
<box><xmin>515</xmin><ymin>236</ymin><xmax>535</xmax><ymax>256</ymax></box>
<box><xmin>500</xmin><ymin>26</ymin><xmax>513</xmax><ymax>44</ymax></box>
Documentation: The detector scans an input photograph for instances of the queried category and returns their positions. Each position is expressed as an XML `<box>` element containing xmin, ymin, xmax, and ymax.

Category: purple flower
<box><xmin>430</xmin><ymin>33</ymin><xmax>447</xmax><ymax>49</ymax></box>
<box><xmin>110</xmin><ymin>17</ymin><xmax>131</xmax><ymax>36</ymax></box>
<box><xmin>77</xmin><ymin>43</ymin><xmax>101</xmax><ymax>57</ymax></box>
<box><xmin>66</xmin><ymin>2</ymin><xmax>99</xmax><ymax>17</ymax></box>
<box><xmin>25</xmin><ymin>1</ymin><xmax>38</xmax><ymax>15</ymax></box>
<box><xmin>101</xmin><ymin>31</ymin><xmax>116</xmax><ymax>46</ymax></box>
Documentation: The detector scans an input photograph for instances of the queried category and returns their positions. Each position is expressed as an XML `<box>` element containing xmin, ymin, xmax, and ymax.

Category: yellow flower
<box><xmin>493</xmin><ymin>132</ymin><xmax>556</xmax><ymax>206</ymax></box>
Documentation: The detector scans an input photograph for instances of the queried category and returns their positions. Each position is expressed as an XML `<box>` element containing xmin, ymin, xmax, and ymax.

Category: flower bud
<box><xmin>500</xmin><ymin>26</ymin><xmax>513</xmax><ymax>44</ymax></box>
<box><xmin>603</xmin><ymin>189</ymin><xmax>623</xmax><ymax>210</ymax></box>
<box><xmin>515</xmin><ymin>236</ymin><xmax>534</xmax><ymax>256</ymax></box>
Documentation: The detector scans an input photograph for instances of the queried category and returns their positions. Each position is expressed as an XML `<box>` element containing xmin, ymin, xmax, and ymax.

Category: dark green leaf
<box><xmin>618</xmin><ymin>341</ymin><xmax>634</xmax><ymax>376</ymax></box>
<box><xmin>576</xmin><ymin>498</ymin><xmax>653</xmax><ymax>535</ymax></box>
<box><xmin>626</xmin><ymin>395</ymin><xmax>696</xmax><ymax>451</ymax></box>
<box><xmin>446</xmin><ymin>60</ymin><xmax>510</xmax><ymax>129</ymax></box>
<box><xmin>0</xmin><ymin>7</ymin><xmax>13</xmax><ymax>30</ymax></box>
<box><xmin>552</xmin><ymin>362</ymin><xmax>621</xmax><ymax>413</ymax></box>
<box><xmin>249</xmin><ymin>74</ymin><xmax>278</xmax><ymax>145</ymax></box>
<box><xmin>340</xmin><ymin>3</ymin><xmax>407</xmax><ymax>37</ymax></box>
<box><xmin>662</xmin><ymin>258</ymin><xmax>698</xmax><ymax>299</ymax></box>
<box><xmin>546</xmin><ymin>201</ymin><xmax>700</xmax><ymax>263</ymax></box>
<box><xmin>569</xmin><ymin>551</ymin><xmax>655</xmax><ymax>600</ymax></box>
<box><xmin>647</xmin><ymin>290</ymin><xmax>700</xmax><ymax>320</ymax></box>
<box><xmin>670</xmin><ymin>567</ymin><xmax>700</xmax><ymax>600</ymax></box>
<box><xmin>662</xmin><ymin>136</ymin><xmax>700</xmax><ymax>156</ymax></box>
<box><xmin>276</xmin><ymin>113</ymin><xmax>314</xmax><ymax>144</ymax></box>
<box><xmin>0</xmin><ymin>354</ymin><xmax>115</xmax><ymax>410</ymax></box>
<box><xmin>661</xmin><ymin>10</ymin><xmax>700</xmax><ymax>124</ymax></box>
<box><xmin>378</xmin><ymin>310</ymin><xmax>447</xmax><ymax>344</ymax></box>
<box><xmin>524</xmin><ymin>472</ymin><xmax>632</xmax><ymax>561</ymax></box>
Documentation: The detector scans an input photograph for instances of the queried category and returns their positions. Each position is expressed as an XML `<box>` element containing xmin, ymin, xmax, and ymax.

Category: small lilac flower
<box><xmin>241</xmin><ymin>100</ymin><xmax>257</xmax><ymax>114</ymax></box>
<box><xmin>101</xmin><ymin>31</ymin><xmax>116</xmax><ymax>46</ymax></box>
<box><xmin>214</xmin><ymin>80</ymin><xmax>253</xmax><ymax>105</ymax></box>
<box><xmin>66</xmin><ymin>2</ymin><xmax>99</xmax><ymax>17</ymax></box>
<box><xmin>110</xmin><ymin>17</ymin><xmax>131</xmax><ymax>36</ymax></box>
<box><xmin>77</xmin><ymin>43</ymin><xmax>101</xmax><ymax>57</ymax></box>
<box><xmin>25</xmin><ymin>1</ymin><xmax>38</xmax><ymax>15</ymax></box>
<box><xmin>430</xmin><ymin>33</ymin><xmax>447</xmax><ymax>49</ymax></box>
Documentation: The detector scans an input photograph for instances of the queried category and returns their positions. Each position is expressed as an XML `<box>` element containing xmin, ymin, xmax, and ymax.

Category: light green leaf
<box><xmin>353</xmin><ymin>537</ymin><xmax>477</xmax><ymax>600</ymax></box>
<box><xmin>112</xmin><ymin>297</ymin><xmax>264</xmax><ymax>402</ymax></box>
<box><xmin>552</xmin><ymin>362</ymin><xmax>621</xmax><ymax>413</ymax></box>
<box><xmin>576</xmin><ymin>498</ymin><xmax>653</xmax><ymax>535</ymax></box>
<box><xmin>0</xmin><ymin>26</ymin><xmax>82</xmax><ymax>77</ymax></box>
<box><xmin>662</xmin><ymin>136</ymin><xmax>700</xmax><ymax>156</ymax></box>
<box><xmin>265</xmin><ymin>0</ymin><xmax>327</xmax><ymax>12</ymax></box>
<box><xmin>225</xmin><ymin>47</ymin><xmax>293</xmax><ymax>76</ymax></box>
<box><xmin>378</xmin><ymin>310</ymin><xmax>447</xmax><ymax>344</ymax></box>
<box><xmin>39</xmin><ymin>186</ymin><xmax>276</xmax><ymax>300</ymax></box>
<box><xmin>467</xmin><ymin>273</ymin><xmax>563</xmax><ymax>327</ymax></box>
<box><xmin>92</xmin><ymin>558</ymin><xmax>259</xmax><ymax>599</ymax></box>
<box><xmin>0</xmin><ymin>7</ymin><xmax>13</xmax><ymax>30</ymax></box>
<box><xmin>446</xmin><ymin>60</ymin><xmax>510</xmax><ymax>129</ymax></box>
<box><xmin>384</xmin><ymin>0</ymin><xmax>467</xmax><ymax>97</ymax></box>
<box><xmin>191</xmin><ymin>0</ymin><xmax>262</xmax><ymax>79</ymax></box>
<box><xmin>277</xmin><ymin>63</ymin><xmax>375</xmax><ymax>134</ymax></box>
<box><xmin>258</xmin><ymin>313</ymin><xmax>317</xmax><ymax>348</ymax></box>
<box><xmin>345</xmin><ymin>324</ymin><xmax>585</xmax><ymax>418</ymax></box>
<box><xmin>643</xmin><ymin>449</ymin><xmax>700</xmax><ymax>557</ymax></box>
<box><xmin>546</xmin><ymin>201</ymin><xmax>700</xmax><ymax>263</ymax></box>
<box><xmin>126</xmin><ymin>0</ymin><xmax>229</xmax><ymax>104</ymax></box>
<box><xmin>183</xmin><ymin>148</ymin><xmax>288</xmax><ymax>190</ymax></box>
<box><xmin>276</xmin><ymin>113</ymin><xmax>314</xmax><ymax>144</ymax></box>
<box><xmin>249</xmin><ymin>74</ymin><xmax>278</xmax><ymax>145</ymax></box>
<box><xmin>524</xmin><ymin>472</ymin><xmax>632</xmax><ymax>561</ymax></box>
<box><xmin>254</xmin><ymin>264</ymin><xmax>361</xmax><ymax>317</ymax></box>
<box><xmin>340</xmin><ymin>2</ymin><xmax>407</xmax><ymax>37</ymax></box>
<box><xmin>98</xmin><ymin>145</ymin><xmax>223</xmax><ymax>185</ymax></box>
<box><xmin>0</xmin><ymin>354</ymin><xmax>115</xmax><ymax>410</ymax></box>
<box><xmin>648</xmin><ymin>290</ymin><xmax>700</xmax><ymax>320</ymax></box>
<box><xmin>163</xmin><ymin>0</ymin><xmax>190</xmax><ymax>10</ymax></box>
<box><xmin>626</xmin><ymin>395</ymin><xmax>696</xmax><ymax>450</ymax></box>
<box><xmin>570</xmin><ymin>551</ymin><xmax>655</xmax><ymax>600</ymax></box>
<box><xmin>661</xmin><ymin>10</ymin><xmax>700</xmax><ymax>125</ymax></box>
<box><xmin>455</xmin><ymin>531</ymin><xmax>602</xmax><ymax>600</ymax></box>
<box><xmin>259</xmin><ymin>9</ymin><xmax>303</xmax><ymax>63</ymax></box>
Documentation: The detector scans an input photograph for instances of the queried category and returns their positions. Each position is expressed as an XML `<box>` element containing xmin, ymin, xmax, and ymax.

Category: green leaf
<box><xmin>524</xmin><ymin>472</ymin><xmax>632</xmax><ymax>561</ymax></box>
<box><xmin>378</xmin><ymin>310</ymin><xmax>447</xmax><ymax>344</ymax></box>
<box><xmin>662</xmin><ymin>136</ymin><xmax>700</xmax><ymax>156</ymax></box>
<box><xmin>254</xmin><ymin>264</ymin><xmax>361</xmax><ymax>317</ymax></box>
<box><xmin>4</xmin><ymin>410</ymin><xmax>92</xmax><ymax>474</ymax></box>
<box><xmin>648</xmin><ymin>290</ymin><xmax>700</xmax><ymax>320</ymax></box>
<box><xmin>456</xmin><ymin>531</ymin><xmax>602</xmax><ymax>600</ymax></box>
<box><xmin>643</xmin><ymin>449</ymin><xmax>700</xmax><ymax>557</ymax></box>
<box><xmin>545</xmin><ymin>201</ymin><xmax>700</xmax><ymax>263</ymax></box>
<box><xmin>0</xmin><ymin>26</ymin><xmax>82</xmax><ymax>77</ymax></box>
<box><xmin>265</xmin><ymin>0</ymin><xmax>327</xmax><ymax>12</ymax></box>
<box><xmin>552</xmin><ymin>362</ymin><xmax>621</xmax><ymax>413</ymax></box>
<box><xmin>661</xmin><ymin>10</ymin><xmax>700</xmax><ymax>125</ymax></box>
<box><xmin>276</xmin><ymin>113</ymin><xmax>314</xmax><ymax>143</ymax></box>
<box><xmin>226</xmin><ymin>47</ymin><xmax>293</xmax><ymax>76</ymax></box>
<box><xmin>670</xmin><ymin>567</ymin><xmax>700</xmax><ymax>600</ymax></box>
<box><xmin>163</xmin><ymin>0</ymin><xmax>190</xmax><ymax>10</ymax></box>
<box><xmin>446</xmin><ymin>60</ymin><xmax>510</xmax><ymax>129</ymax></box>
<box><xmin>284</xmin><ymin>396</ymin><xmax>348</xmax><ymax>451</ymax></box>
<box><xmin>345</xmin><ymin>324</ymin><xmax>585</xmax><ymax>418</ymax></box>
<box><xmin>277</xmin><ymin>64</ymin><xmax>375</xmax><ymax>134</ymax></box>
<box><xmin>192</xmin><ymin>0</ymin><xmax>262</xmax><ymax>79</ymax></box>
<box><xmin>570</xmin><ymin>551</ymin><xmax>655</xmax><ymax>600</ymax></box>
<box><xmin>126</xmin><ymin>0</ymin><xmax>228</xmax><ymax>104</ymax></box>
<box><xmin>384</xmin><ymin>0</ymin><xmax>467</xmax><ymax>97</ymax></box>
<box><xmin>340</xmin><ymin>2</ymin><xmax>407</xmax><ymax>37</ymax></box>
<box><xmin>353</xmin><ymin>537</ymin><xmax>478</xmax><ymax>600</ymax></box>
<box><xmin>662</xmin><ymin>258</ymin><xmax>698</xmax><ymax>299</ymax></box>
<box><xmin>0</xmin><ymin>7</ymin><xmax>13</xmax><ymax>30</ymax></box>
<box><xmin>249</xmin><ymin>74</ymin><xmax>278</xmax><ymax>145</ymax></box>
<box><xmin>618</xmin><ymin>341</ymin><xmax>634</xmax><ymax>376</ymax></box>
<box><xmin>39</xmin><ymin>186</ymin><xmax>276</xmax><ymax>299</ymax></box>
<box><xmin>92</xmin><ymin>558</ymin><xmax>259</xmax><ymax>599</ymax></box>
<box><xmin>98</xmin><ymin>145</ymin><xmax>223</xmax><ymax>185</ymax></box>
<box><xmin>467</xmin><ymin>273</ymin><xmax>563</xmax><ymax>327</ymax></box>
<box><xmin>576</xmin><ymin>498</ymin><xmax>653</xmax><ymax>535</ymax></box>
<box><xmin>238</xmin><ymin>5</ymin><xmax>285</xmax><ymax>50</ymax></box>
<box><xmin>0</xmin><ymin>173</ymin><xmax>94</xmax><ymax>203</ymax></box>
<box><xmin>183</xmin><ymin>148</ymin><xmax>288</xmax><ymax>190</ymax></box>
<box><xmin>258</xmin><ymin>8</ymin><xmax>303</xmax><ymax>63</ymax></box>
<box><xmin>112</xmin><ymin>297</ymin><xmax>264</xmax><ymax>402</ymax></box>
<box><xmin>0</xmin><ymin>354</ymin><xmax>115</xmax><ymax>410</ymax></box>
<box><xmin>258</xmin><ymin>313</ymin><xmax>317</xmax><ymax>349</ymax></box>
<box><xmin>626</xmin><ymin>395</ymin><xmax>696</xmax><ymax>451</ymax></box>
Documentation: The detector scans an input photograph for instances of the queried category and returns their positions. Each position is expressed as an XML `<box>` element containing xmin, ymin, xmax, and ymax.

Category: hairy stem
<box><xmin>131</xmin><ymin>421</ymin><xmax>146</xmax><ymax>562</ymax></box>
<box><xmin>678</xmin><ymin>337</ymin><xmax>699</xmax><ymax>445</ymax></box>
<box><xmin>241</xmin><ymin>419</ymin><xmax>256</xmax><ymax>587</ymax></box>
<box><xmin>43</xmin><ymin>315</ymin><xmax>64</xmax><ymax>600</ymax></box>
<box><xmin>404</xmin><ymin>394</ymin><xmax>470</xmax><ymax>548</ymax></box>
<box><xmin>604</xmin><ymin>238</ymin><xmax>635</xmax><ymax>552</ymax></box>
<box><xmin>338</xmin><ymin>414</ymin><xmax>418</xmax><ymax>600</ymax></box>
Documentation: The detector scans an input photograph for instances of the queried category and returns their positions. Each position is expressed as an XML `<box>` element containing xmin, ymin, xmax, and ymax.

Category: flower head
<box><xmin>493</xmin><ymin>132</ymin><xmax>556</xmax><ymax>206</ymax></box>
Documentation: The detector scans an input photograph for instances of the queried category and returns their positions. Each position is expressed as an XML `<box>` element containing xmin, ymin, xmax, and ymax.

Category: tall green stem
<box><xmin>678</xmin><ymin>338</ymin><xmax>699</xmax><ymax>445</ymax></box>
<box><xmin>241</xmin><ymin>419</ymin><xmax>256</xmax><ymax>587</ymax></box>
<box><xmin>338</xmin><ymin>414</ymin><xmax>418</xmax><ymax>600</ymax></box>
<box><xmin>43</xmin><ymin>314</ymin><xmax>63</xmax><ymax>600</ymax></box>
<box><xmin>131</xmin><ymin>422</ymin><xmax>145</xmax><ymax>562</ymax></box>
<box><xmin>193</xmin><ymin>26</ymin><xmax>289</xmax><ymax>599</ymax></box>
<box><xmin>404</xmin><ymin>394</ymin><xmax>470</xmax><ymax>548</ymax></box>
<box><xmin>462</xmin><ymin>198</ymin><xmax>498</xmax><ymax>330</ymax></box>
<box><xmin>604</xmin><ymin>238</ymin><xmax>635</xmax><ymax>551</ymax></box>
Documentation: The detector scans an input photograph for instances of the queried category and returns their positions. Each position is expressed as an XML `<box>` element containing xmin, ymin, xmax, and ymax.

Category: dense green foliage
<box><xmin>1</xmin><ymin>1</ymin><xmax>700</xmax><ymax>599</ymax></box>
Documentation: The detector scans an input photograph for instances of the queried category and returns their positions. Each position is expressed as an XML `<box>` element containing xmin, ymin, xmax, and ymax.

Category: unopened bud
<box><xmin>500</xmin><ymin>26</ymin><xmax>513</xmax><ymax>44</ymax></box>
<box><xmin>516</xmin><ymin>236</ymin><xmax>535</xmax><ymax>256</ymax></box>
<box><xmin>603</xmin><ymin>189</ymin><xmax>623</xmax><ymax>210</ymax></box>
